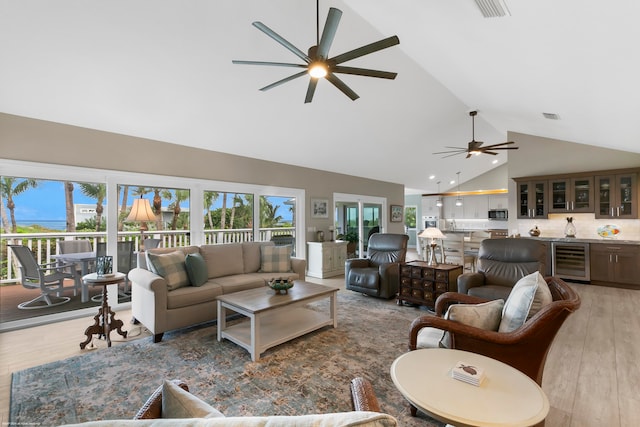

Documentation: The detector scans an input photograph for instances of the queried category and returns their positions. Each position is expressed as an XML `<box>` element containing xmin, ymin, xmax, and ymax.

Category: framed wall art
<box><xmin>311</xmin><ymin>198</ymin><xmax>329</xmax><ymax>218</ymax></box>
<box><xmin>390</xmin><ymin>205</ymin><xmax>403</xmax><ymax>222</ymax></box>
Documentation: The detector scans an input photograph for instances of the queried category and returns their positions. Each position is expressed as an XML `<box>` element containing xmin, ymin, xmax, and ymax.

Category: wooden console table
<box><xmin>397</xmin><ymin>261</ymin><xmax>462</xmax><ymax>308</ymax></box>
<box><xmin>80</xmin><ymin>272</ymin><xmax>128</xmax><ymax>349</ymax></box>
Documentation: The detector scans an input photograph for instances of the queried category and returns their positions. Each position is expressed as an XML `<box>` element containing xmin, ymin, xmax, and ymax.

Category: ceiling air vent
<box><xmin>542</xmin><ymin>112</ymin><xmax>561</xmax><ymax>120</ymax></box>
<box><xmin>474</xmin><ymin>0</ymin><xmax>511</xmax><ymax>18</ymax></box>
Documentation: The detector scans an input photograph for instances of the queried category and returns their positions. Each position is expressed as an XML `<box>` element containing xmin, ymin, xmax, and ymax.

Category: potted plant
<box><xmin>338</xmin><ymin>231</ymin><xmax>358</xmax><ymax>256</ymax></box>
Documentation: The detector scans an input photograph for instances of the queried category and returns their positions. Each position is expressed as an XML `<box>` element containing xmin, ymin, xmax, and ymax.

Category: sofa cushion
<box><xmin>210</xmin><ymin>274</ymin><xmax>267</xmax><ymax>294</ymax></box>
<box><xmin>499</xmin><ymin>272</ymin><xmax>550</xmax><ymax>333</ymax></box>
<box><xmin>184</xmin><ymin>253</ymin><xmax>208</xmax><ymax>287</ymax></box>
<box><xmin>166</xmin><ymin>282</ymin><xmax>222</xmax><ymax>310</ymax></box>
<box><xmin>259</xmin><ymin>245</ymin><xmax>292</xmax><ymax>273</ymax></box>
<box><xmin>242</xmin><ymin>241</ymin><xmax>274</xmax><ymax>273</ymax></box>
<box><xmin>146</xmin><ymin>251</ymin><xmax>190</xmax><ymax>291</ymax></box>
<box><xmin>200</xmin><ymin>244</ymin><xmax>244</xmax><ymax>278</ymax></box>
<box><xmin>161</xmin><ymin>380</ymin><xmax>224</xmax><ymax>419</ymax></box>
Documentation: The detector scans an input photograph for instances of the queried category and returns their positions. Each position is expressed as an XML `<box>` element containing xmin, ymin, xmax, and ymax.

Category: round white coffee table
<box><xmin>391</xmin><ymin>348</ymin><xmax>549</xmax><ymax>427</ymax></box>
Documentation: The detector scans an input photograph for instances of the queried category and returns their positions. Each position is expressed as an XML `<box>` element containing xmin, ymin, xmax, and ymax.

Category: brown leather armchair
<box><xmin>409</xmin><ymin>276</ymin><xmax>581</xmax><ymax>386</ymax></box>
<box><xmin>457</xmin><ymin>238</ymin><xmax>546</xmax><ymax>300</ymax></box>
<box><xmin>345</xmin><ymin>233</ymin><xmax>409</xmax><ymax>299</ymax></box>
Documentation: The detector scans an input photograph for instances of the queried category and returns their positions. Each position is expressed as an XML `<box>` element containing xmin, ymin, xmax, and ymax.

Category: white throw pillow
<box><xmin>440</xmin><ymin>298</ymin><xmax>505</xmax><ymax>348</ymax></box>
<box><xmin>161</xmin><ymin>380</ymin><xmax>224</xmax><ymax>419</ymax></box>
<box><xmin>498</xmin><ymin>272</ymin><xmax>551</xmax><ymax>333</ymax></box>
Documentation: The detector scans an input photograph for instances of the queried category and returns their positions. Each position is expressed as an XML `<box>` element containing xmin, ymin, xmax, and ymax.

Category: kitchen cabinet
<box><xmin>548</xmin><ymin>176</ymin><xmax>594</xmax><ymax>213</ymax></box>
<box><xmin>306</xmin><ymin>241</ymin><xmax>347</xmax><ymax>278</ymax></box>
<box><xmin>488</xmin><ymin>195</ymin><xmax>508</xmax><ymax>210</ymax></box>
<box><xmin>516</xmin><ymin>180</ymin><xmax>548</xmax><ymax>219</ymax></box>
<box><xmin>595</xmin><ymin>173</ymin><xmax>637</xmax><ymax>219</ymax></box>
<box><xmin>463</xmin><ymin>195</ymin><xmax>489</xmax><ymax>219</ymax></box>
<box><xmin>422</xmin><ymin>196</ymin><xmax>442</xmax><ymax>217</ymax></box>
<box><xmin>590</xmin><ymin>243</ymin><xmax>640</xmax><ymax>288</ymax></box>
<box><xmin>397</xmin><ymin>261</ymin><xmax>463</xmax><ymax>308</ymax></box>
<box><xmin>443</xmin><ymin>196</ymin><xmax>464</xmax><ymax>219</ymax></box>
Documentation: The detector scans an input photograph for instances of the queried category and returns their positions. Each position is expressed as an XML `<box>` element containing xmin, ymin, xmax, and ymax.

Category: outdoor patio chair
<box><xmin>9</xmin><ymin>245</ymin><xmax>76</xmax><ymax>310</ymax></box>
<box><xmin>58</xmin><ymin>239</ymin><xmax>95</xmax><ymax>275</ymax></box>
<box><xmin>143</xmin><ymin>238</ymin><xmax>162</xmax><ymax>250</ymax></box>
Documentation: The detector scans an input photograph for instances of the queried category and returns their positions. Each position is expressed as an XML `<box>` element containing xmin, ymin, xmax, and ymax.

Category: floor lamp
<box><xmin>418</xmin><ymin>227</ymin><xmax>446</xmax><ymax>266</ymax></box>
<box><xmin>126</xmin><ymin>197</ymin><xmax>157</xmax><ymax>251</ymax></box>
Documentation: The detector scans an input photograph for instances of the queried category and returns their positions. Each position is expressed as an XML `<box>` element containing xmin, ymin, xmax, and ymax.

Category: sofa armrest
<box><xmin>456</xmin><ymin>272</ymin><xmax>486</xmax><ymax>294</ymax></box>
<box><xmin>290</xmin><ymin>257</ymin><xmax>306</xmax><ymax>278</ymax></box>
<box><xmin>129</xmin><ymin>268</ymin><xmax>168</xmax><ymax>295</ymax></box>
<box><xmin>134</xmin><ymin>380</ymin><xmax>189</xmax><ymax>419</ymax></box>
<box><xmin>345</xmin><ymin>258</ymin><xmax>370</xmax><ymax>269</ymax></box>
<box><xmin>350</xmin><ymin>377</ymin><xmax>381</xmax><ymax>412</ymax></box>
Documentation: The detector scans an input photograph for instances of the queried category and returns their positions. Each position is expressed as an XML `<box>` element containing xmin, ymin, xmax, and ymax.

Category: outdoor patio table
<box><xmin>51</xmin><ymin>252</ymin><xmax>96</xmax><ymax>302</ymax></box>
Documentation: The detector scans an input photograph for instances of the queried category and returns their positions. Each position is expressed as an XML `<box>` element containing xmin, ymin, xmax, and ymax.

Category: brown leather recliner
<box><xmin>345</xmin><ymin>233</ymin><xmax>409</xmax><ymax>299</ymax></box>
<box><xmin>457</xmin><ymin>238</ymin><xmax>546</xmax><ymax>300</ymax></box>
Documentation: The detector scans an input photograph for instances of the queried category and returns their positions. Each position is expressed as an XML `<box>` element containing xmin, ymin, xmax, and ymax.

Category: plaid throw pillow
<box><xmin>146</xmin><ymin>251</ymin><xmax>190</xmax><ymax>291</ymax></box>
<box><xmin>259</xmin><ymin>245</ymin><xmax>292</xmax><ymax>273</ymax></box>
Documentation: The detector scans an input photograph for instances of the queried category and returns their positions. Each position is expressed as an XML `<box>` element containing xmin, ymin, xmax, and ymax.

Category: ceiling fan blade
<box><xmin>316</xmin><ymin>7</ymin><xmax>342</xmax><ymax>60</ymax></box>
<box><xmin>252</xmin><ymin>21</ymin><xmax>311</xmax><ymax>63</ymax></box>
<box><xmin>304</xmin><ymin>79</ymin><xmax>319</xmax><ymax>104</ymax></box>
<box><xmin>479</xmin><ymin>146</ymin><xmax>519</xmax><ymax>151</ymax></box>
<box><xmin>479</xmin><ymin>141</ymin><xmax>516</xmax><ymax>149</ymax></box>
<box><xmin>332</xmin><ymin>65</ymin><xmax>397</xmax><ymax>79</ymax></box>
<box><xmin>232</xmin><ymin>60</ymin><xmax>306</xmax><ymax>68</ymax></box>
<box><xmin>330</xmin><ymin>35</ymin><xmax>400</xmax><ymax>65</ymax></box>
<box><xmin>325</xmin><ymin>73</ymin><xmax>359</xmax><ymax>100</ymax></box>
<box><xmin>441</xmin><ymin>152</ymin><xmax>465</xmax><ymax>159</ymax></box>
<box><xmin>259</xmin><ymin>70</ymin><xmax>308</xmax><ymax>92</ymax></box>
<box><xmin>433</xmin><ymin>147</ymin><xmax>467</xmax><ymax>154</ymax></box>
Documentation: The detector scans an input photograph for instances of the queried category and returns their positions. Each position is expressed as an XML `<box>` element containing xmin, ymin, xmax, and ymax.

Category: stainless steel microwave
<box><xmin>488</xmin><ymin>209</ymin><xmax>508</xmax><ymax>220</ymax></box>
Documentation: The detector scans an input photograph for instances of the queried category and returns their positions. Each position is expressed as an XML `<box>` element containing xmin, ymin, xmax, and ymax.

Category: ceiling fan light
<box><xmin>309</xmin><ymin>62</ymin><xmax>328</xmax><ymax>78</ymax></box>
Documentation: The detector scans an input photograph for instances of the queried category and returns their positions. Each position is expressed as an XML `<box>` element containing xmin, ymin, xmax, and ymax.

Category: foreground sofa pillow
<box><xmin>162</xmin><ymin>380</ymin><xmax>224</xmax><ymax>419</ymax></box>
<box><xmin>61</xmin><ymin>411</ymin><xmax>398</xmax><ymax>426</ymax></box>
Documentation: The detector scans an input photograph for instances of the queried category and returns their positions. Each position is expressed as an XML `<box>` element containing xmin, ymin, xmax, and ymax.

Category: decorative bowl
<box><xmin>267</xmin><ymin>278</ymin><xmax>294</xmax><ymax>294</ymax></box>
<box><xmin>597</xmin><ymin>224</ymin><xmax>621</xmax><ymax>239</ymax></box>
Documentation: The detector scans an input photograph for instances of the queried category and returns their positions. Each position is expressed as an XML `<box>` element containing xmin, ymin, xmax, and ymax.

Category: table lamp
<box><xmin>126</xmin><ymin>197</ymin><xmax>157</xmax><ymax>251</ymax></box>
<box><xmin>418</xmin><ymin>227</ymin><xmax>446</xmax><ymax>266</ymax></box>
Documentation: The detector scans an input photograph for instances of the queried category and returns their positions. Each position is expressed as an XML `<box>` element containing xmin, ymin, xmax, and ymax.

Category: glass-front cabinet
<box><xmin>548</xmin><ymin>176</ymin><xmax>594</xmax><ymax>213</ymax></box>
<box><xmin>595</xmin><ymin>173</ymin><xmax>637</xmax><ymax>219</ymax></box>
<box><xmin>517</xmin><ymin>180</ymin><xmax>548</xmax><ymax>219</ymax></box>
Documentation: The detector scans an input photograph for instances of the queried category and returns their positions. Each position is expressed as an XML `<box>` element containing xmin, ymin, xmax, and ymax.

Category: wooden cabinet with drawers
<box><xmin>397</xmin><ymin>261</ymin><xmax>463</xmax><ymax>308</ymax></box>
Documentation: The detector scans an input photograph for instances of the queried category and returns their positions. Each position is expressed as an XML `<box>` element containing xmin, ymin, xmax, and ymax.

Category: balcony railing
<box><xmin>1</xmin><ymin>227</ymin><xmax>295</xmax><ymax>283</ymax></box>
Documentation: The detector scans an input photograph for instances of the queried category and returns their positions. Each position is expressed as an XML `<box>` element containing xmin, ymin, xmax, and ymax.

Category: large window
<box><xmin>1</xmin><ymin>159</ymin><xmax>305</xmax><ymax>330</ymax></box>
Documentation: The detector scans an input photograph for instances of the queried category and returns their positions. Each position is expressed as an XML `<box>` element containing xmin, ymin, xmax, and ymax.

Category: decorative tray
<box><xmin>597</xmin><ymin>224</ymin><xmax>621</xmax><ymax>239</ymax></box>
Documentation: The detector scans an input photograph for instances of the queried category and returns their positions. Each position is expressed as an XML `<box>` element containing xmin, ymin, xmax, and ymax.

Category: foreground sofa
<box><xmin>62</xmin><ymin>378</ymin><xmax>397</xmax><ymax>426</ymax></box>
<box><xmin>129</xmin><ymin>241</ymin><xmax>306</xmax><ymax>343</ymax></box>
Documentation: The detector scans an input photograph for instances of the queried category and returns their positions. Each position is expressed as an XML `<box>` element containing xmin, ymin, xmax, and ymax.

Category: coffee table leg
<box><xmin>217</xmin><ymin>301</ymin><xmax>225</xmax><ymax>341</ymax></box>
<box><xmin>251</xmin><ymin>314</ymin><xmax>259</xmax><ymax>362</ymax></box>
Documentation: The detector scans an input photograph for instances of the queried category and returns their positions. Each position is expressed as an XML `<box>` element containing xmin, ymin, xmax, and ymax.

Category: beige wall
<box><xmin>0</xmin><ymin>113</ymin><xmax>406</xmax><ymax>240</ymax></box>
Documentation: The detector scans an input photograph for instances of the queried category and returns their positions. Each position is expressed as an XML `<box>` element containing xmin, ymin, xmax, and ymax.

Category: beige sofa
<box><xmin>129</xmin><ymin>242</ymin><xmax>306</xmax><ymax>343</ymax></box>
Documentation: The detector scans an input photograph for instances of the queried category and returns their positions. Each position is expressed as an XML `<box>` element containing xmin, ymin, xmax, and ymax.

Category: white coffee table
<box><xmin>391</xmin><ymin>348</ymin><xmax>549</xmax><ymax>427</ymax></box>
<box><xmin>217</xmin><ymin>281</ymin><xmax>339</xmax><ymax>361</ymax></box>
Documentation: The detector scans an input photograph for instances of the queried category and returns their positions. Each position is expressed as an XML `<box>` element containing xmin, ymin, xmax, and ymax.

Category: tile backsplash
<box><xmin>515</xmin><ymin>213</ymin><xmax>640</xmax><ymax>241</ymax></box>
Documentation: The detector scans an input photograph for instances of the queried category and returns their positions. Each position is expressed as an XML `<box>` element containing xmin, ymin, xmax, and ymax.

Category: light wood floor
<box><xmin>1</xmin><ymin>276</ymin><xmax>639</xmax><ymax>426</ymax></box>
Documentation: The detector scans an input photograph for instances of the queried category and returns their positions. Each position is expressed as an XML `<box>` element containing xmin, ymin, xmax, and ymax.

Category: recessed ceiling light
<box><xmin>492</xmin><ymin>159</ymin><xmax>499</xmax><ymax>164</ymax></box>
<box><xmin>450</xmin><ymin>179</ymin><xmax>456</xmax><ymax>185</ymax></box>
<box><xmin>542</xmin><ymin>112</ymin><xmax>560</xmax><ymax>120</ymax></box>
<box><xmin>429</xmin><ymin>175</ymin><xmax>435</xmax><ymax>180</ymax></box>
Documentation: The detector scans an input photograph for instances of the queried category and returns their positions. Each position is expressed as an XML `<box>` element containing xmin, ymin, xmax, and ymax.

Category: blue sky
<box><xmin>8</xmin><ymin>179</ymin><xmax>292</xmax><ymax>222</ymax></box>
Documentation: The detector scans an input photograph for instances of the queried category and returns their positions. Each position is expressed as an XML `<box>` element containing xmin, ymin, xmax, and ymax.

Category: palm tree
<box><xmin>260</xmin><ymin>197</ymin><xmax>283</xmax><ymax>228</ymax></box>
<box><xmin>0</xmin><ymin>177</ymin><xmax>38</xmax><ymax>233</ymax></box>
<box><xmin>220</xmin><ymin>193</ymin><xmax>228</xmax><ymax>229</ymax></box>
<box><xmin>204</xmin><ymin>191</ymin><xmax>219</xmax><ymax>229</ymax></box>
<box><xmin>118</xmin><ymin>184</ymin><xmax>129</xmax><ymax>231</ymax></box>
<box><xmin>78</xmin><ymin>183</ymin><xmax>107</xmax><ymax>232</ymax></box>
<box><xmin>65</xmin><ymin>181</ymin><xmax>76</xmax><ymax>232</ymax></box>
<box><xmin>161</xmin><ymin>189</ymin><xmax>189</xmax><ymax>230</ymax></box>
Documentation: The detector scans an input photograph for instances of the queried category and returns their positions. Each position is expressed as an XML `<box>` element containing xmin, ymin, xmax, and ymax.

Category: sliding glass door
<box><xmin>333</xmin><ymin>193</ymin><xmax>386</xmax><ymax>257</ymax></box>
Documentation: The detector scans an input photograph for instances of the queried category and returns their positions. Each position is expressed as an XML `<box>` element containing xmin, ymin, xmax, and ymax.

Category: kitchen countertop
<box><xmin>523</xmin><ymin>236</ymin><xmax>640</xmax><ymax>245</ymax></box>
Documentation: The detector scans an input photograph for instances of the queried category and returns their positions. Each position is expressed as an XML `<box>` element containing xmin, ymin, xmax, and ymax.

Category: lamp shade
<box><xmin>418</xmin><ymin>227</ymin><xmax>446</xmax><ymax>240</ymax></box>
<box><xmin>126</xmin><ymin>198</ymin><xmax>157</xmax><ymax>222</ymax></box>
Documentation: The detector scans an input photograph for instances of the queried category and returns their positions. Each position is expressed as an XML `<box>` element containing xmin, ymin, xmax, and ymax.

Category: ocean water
<box><xmin>16</xmin><ymin>220</ymin><xmax>67</xmax><ymax>231</ymax></box>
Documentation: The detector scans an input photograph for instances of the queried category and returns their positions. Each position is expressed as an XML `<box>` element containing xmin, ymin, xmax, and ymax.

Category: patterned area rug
<box><xmin>10</xmin><ymin>289</ymin><xmax>444</xmax><ymax>426</ymax></box>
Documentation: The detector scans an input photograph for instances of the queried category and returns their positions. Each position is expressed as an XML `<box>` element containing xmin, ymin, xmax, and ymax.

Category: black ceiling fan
<box><xmin>433</xmin><ymin>111</ymin><xmax>519</xmax><ymax>158</ymax></box>
<box><xmin>232</xmin><ymin>2</ymin><xmax>399</xmax><ymax>103</ymax></box>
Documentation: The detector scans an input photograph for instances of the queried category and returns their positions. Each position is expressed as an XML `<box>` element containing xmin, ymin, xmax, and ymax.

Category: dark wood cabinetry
<box><xmin>548</xmin><ymin>176</ymin><xmax>594</xmax><ymax>213</ymax></box>
<box><xmin>590</xmin><ymin>243</ymin><xmax>640</xmax><ymax>288</ymax></box>
<box><xmin>515</xmin><ymin>168</ymin><xmax>639</xmax><ymax>219</ymax></box>
<box><xmin>397</xmin><ymin>261</ymin><xmax>463</xmax><ymax>308</ymax></box>
<box><xmin>594</xmin><ymin>173</ymin><xmax>637</xmax><ymax>219</ymax></box>
<box><xmin>516</xmin><ymin>180</ymin><xmax>548</xmax><ymax>219</ymax></box>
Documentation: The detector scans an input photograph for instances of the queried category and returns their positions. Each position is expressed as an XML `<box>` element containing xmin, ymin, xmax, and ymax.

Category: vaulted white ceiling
<box><xmin>1</xmin><ymin>0</ymin><xmax>639</xmax><ymax>194</ymax></box>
